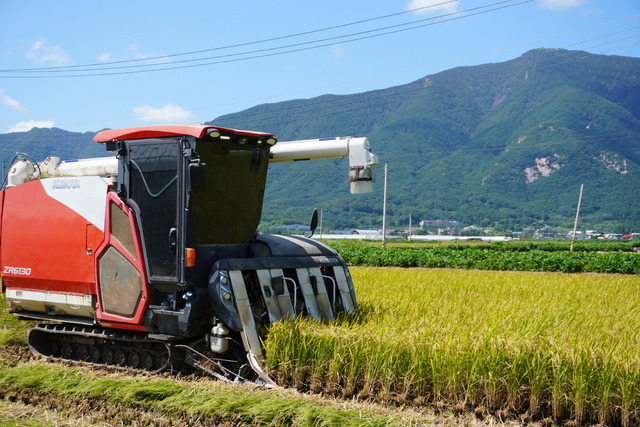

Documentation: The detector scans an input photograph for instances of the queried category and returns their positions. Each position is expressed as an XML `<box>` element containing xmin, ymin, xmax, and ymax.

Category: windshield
<box><xmin>127</xmin><ymin>140</ymin><xmax>180</xmax><ymax>279</ymax></box>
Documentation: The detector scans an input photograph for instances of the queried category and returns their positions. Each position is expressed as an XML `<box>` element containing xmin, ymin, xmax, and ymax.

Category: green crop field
<box><xmin>328</xmin><ymin>240</ymin><xmax>640</xmax><ymax>274</ymax></box>
<box><xmin>266</xmin><ymin>267</ymin><xmax>640</xmax><ymax>426</ymax></box>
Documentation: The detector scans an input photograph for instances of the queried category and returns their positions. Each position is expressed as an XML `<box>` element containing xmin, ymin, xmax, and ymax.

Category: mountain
<box><xmin>1</xmin><ymin>48</ymin><xmax>638</xmax><ymax>232</ymax></box>
<box><xmin>208</xmin><ymin>48</ymin><xmax>640</xmax><ymax>232</ymax></box>
<box><xmin>0</xmin><ymin>127</ymin><xmax>105</xmax><ymax>173</ymax></box>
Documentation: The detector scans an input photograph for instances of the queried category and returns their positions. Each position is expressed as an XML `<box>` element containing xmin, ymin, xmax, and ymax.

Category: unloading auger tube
<box><xmin>0</xmin><ymin>125</ymin><xmax>378</xmax><ymax>385</ymax></box>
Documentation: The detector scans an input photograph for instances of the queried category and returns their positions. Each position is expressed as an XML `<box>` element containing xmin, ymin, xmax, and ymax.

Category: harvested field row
<box><xmin>0</xmin><ymin>387</ymin><xmax>187</xmax><ymax>427</ymax></box>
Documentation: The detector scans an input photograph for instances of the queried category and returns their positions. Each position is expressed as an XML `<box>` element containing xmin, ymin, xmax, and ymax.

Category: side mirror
<box><xmin>306</xmin><ymin>209</ymin><xmax>318</xmax><ymax>238</ymax></box>
<box><xmin>189</xmin><ymin>161</ymin><xmax>208</xmax><ymax>192</ymax></box>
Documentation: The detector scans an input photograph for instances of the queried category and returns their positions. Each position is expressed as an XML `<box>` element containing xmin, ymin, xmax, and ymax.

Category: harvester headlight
<box><xmin>208</xmin><ymin>129</ymin><xmax>221</xmax><ymax>138</ymax></box>
<box><xmin>266</xmin><ymin>138</ymin><xmax>277</xmax><ymax>146</ymax></box>
<box><xmin>219</xmin><ymin>273</ymin><xmax>233</xmax><ymax>303</ymax></box>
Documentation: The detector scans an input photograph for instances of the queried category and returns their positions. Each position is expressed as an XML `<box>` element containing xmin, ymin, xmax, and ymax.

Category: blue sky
<box><xmin>0</xmin><ymin>0</ymin><xmax>638</xmax><ymax>133</ymax></box>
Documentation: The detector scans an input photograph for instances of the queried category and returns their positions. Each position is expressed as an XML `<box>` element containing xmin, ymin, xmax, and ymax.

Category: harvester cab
<box><xmin>0</xmin><ymin>125</ymin><xmax>378</xmax><ymax>383</ymax></box>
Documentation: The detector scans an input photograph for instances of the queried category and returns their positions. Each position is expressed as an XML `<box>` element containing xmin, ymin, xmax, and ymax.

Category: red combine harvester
<box><xmin>0</xmin><ymin>125</ymin><xmax>378</xmax><ymax>384</ymax></box>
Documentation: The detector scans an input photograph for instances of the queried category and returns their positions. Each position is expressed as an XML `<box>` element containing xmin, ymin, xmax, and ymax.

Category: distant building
<box><xmin>420</xmin><ymin>220</ymin><xmax>460</xmax><ymax>228</ymax></box>
<box><xmin>534</xmin><ymin>231</ymin><xmax>557</xmax><ymax>239</ymax></box>
<box><xmin>567</xmin><ymin>231</ymin><xmax>589</xmax><ymax>240</ymax></box>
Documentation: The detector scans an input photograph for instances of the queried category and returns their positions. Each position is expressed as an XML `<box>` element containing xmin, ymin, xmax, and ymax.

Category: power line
<box><xmin>0</xmin><ymin>0</ymin><xmax>534</xmax><ymax>78</ymax></box>
<box><xmin>0</xmin><ymin>0</ymin><xmax>460</xmax><ymax>72</ymax></box>
<box><xmin>130</xmin><ymin>20</ymin><xmax>640</xmax><ymax>120</ymax></box>
<box><xmin>13</xmin><ymin>21</ymin><xmax>638</xmax><ymax>131</ymax></box>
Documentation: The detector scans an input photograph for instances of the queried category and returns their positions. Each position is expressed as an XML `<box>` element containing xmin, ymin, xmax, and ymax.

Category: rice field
<box><xmin>265</xmin><ymin>267</ymin><xmax>640</xmax><ymax>426</ymax></box>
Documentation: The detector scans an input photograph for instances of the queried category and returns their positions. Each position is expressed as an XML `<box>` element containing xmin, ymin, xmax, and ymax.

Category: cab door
<box><xmin>123</xmin><ymin>138</ymin><xmax>184</xmax><ymax>284</ymax></box>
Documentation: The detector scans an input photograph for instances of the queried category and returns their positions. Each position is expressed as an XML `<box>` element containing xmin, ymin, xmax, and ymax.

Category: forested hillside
<box><xmin>0</xmin><ymin>127</ymin><xmax>104</xmax><ymax>174</ymax></box>
<box><xmin>209</xmin><ymin>48</ymin><xmax>640</xmax><ymax>231</ymax></box>
<box><xmin>1</xmin><ymin>48</ymin><xmax>638</xmax><ymax>232</ymax></box>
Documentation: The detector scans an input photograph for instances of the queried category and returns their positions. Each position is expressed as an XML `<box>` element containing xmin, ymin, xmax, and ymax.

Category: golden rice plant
<box><xmin>265</xmin><ymin>267</ymin><xmax>640</xmax><ymax>425</ymax></box>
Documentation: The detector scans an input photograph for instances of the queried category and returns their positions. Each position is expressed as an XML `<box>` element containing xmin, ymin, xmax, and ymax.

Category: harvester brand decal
<box><xmin>52</xmin><ymin>178</ymin><xmax>80</xmax><ymax>189</ymax></box>
<box><xmin>3</xmin><ymin>266</ymin><xmax>32</xmax><ymax>275</ymax></box>
<box><xmin>42</xmin><ymin>176</ymin><xmax>108</xmax><ymax>232</ymax></box>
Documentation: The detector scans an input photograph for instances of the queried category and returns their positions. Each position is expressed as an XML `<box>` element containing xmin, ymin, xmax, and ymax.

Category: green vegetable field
<box><xmin>266</xmin><ymin>267</ymin><xmax>640</xmax><ymax>426</ymax></box>
<box><xmin>329</xmin><ymin>240</ymin><xmax>640</xmax><ymax>274</ymax></box>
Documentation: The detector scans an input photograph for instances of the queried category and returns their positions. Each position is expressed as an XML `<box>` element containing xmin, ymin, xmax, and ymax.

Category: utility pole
<box><xmin>408</xmin><ymin>213</ymin><xmax>412</xmax><ymax>241</ymax></box>
<box><xmin>382</xmin><ymin>162</ymin><xmax>388</xmax><ymax>248</ymax></box>
<box><xmin>319</xmin><ymin>208</ymin><xmax>323</xmax><ymax>240</ymax></box>
<box><xmin>570</xmin><ymin>183</ymin><xmax>584</xmax><ymax>251</ymax></box>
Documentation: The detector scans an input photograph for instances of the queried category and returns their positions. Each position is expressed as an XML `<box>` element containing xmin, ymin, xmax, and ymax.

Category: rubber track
<box><xmin>28</xmin><ymin>324</ymin><xmax>176</xmax><ymax>374</ymax></box>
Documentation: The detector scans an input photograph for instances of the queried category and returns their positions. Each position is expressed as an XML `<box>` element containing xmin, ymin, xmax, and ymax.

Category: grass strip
<box><xmin>0</xmin><ymin>363</ymin><xmax>412</xmax><ymax>427</ymax></box>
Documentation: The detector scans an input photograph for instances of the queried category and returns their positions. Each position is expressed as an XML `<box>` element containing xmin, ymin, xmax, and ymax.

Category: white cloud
<box><xmin>25</xmin><ymin>40</ymin><xmax>70</xmax><ymax>65</ymax></box>
<box><xmin>0</xmin><ymin>89</ymin><xmax>26</xmax><ymax>113</ymax></box>
<box><xmin>97</xmin><ymin>53</ymin><xmax>112</xmax><ymax>62</ymax></box>
<box><xmin>538</xmin><ymin>0</ymin><xmax>584</xmax><ymax>10</ymax></box>
<box><xmin>133</xmin><ymin>104</ymin><xmax>195</xmax><ymax>123</ymax></box>
<box><xmin>406</xmin><ymin>0</ymin><xmax>458</xmax><ymax>15</ymax></box>
<box><xmin>332</xmin><ymin>45</ymin><xmax>345</xmax><ymax>59</ymax></box>
<box><xmin>8</xmin><ymin>120</ymin><xmax>55</xmax><ymax>133</ymax></box>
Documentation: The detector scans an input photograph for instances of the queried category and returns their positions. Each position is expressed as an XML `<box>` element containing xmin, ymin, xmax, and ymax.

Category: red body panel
<box><xmin>96</xmin><ymin>321</ymin><xmax>147</xmax><ymax>332</ymax></box>
<box><xmin>1</xmin><ymin>179</ymin><xmax>105</xmax><ymax>295</ymax></box>
<box><xmin>95</xmin><ymin>192</ymin><xmax>149</xmax><ymax>328</ymax></box>
<box><xmin>94</xmin><ymin>125</ymin><xmax>274</xmax><ymax>142</ymax></box>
